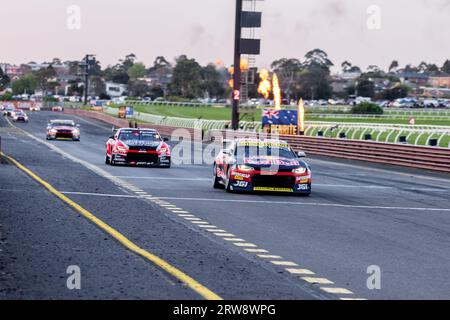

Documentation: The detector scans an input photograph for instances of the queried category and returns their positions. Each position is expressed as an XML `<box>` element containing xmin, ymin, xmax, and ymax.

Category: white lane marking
<box><xmin>245</xmin><ymin>248</ymin><xmax>269</xmax><ymax>253</ymax></box>
<box><xmin>172</xmin><ymin>210</ymin><xmax>190</xmax><ymax>214</ymax></box>
<box><xmin>301</xmin><ymin>277</ymin><xmax>334</xmax><ymax>285</ymax></box>
<box><xmin>60</xmin><ymin>192</ymin><xmax>450</xmax><ymax>212</ymax></box>
<box><xmin>191</xmin><ymin>221</ymin><xmax>208</xmax><ymax>224</ymax></box>
<box><xmin>198</xmin><ymin>225</ymin><xmax>217</xmax><ymax>228</ymax></box>
<box><xmin>213</xmin><ymin>233</ymin><xmax>236</xmax><ymax>237</ymax></box>
<box><xmin>309</xmin><ymin>158</ymin><xmax>450</xmax><ymax>184</ymax></box>
<box><xmin>184</xmin><ymin>217</ymin><xmax>202</xmax><ymax>221</ymax></box>
<box><xmin>223</xmin><ymin>238</ymin><xmax>245</xmax><ymax>242</ymax></box>
<box><xmin>270</xmin><ymin>261</ymin><xmax>298</xmax><ymax>267</ymax></box>
<box><xmin>178</xmin><ymin>214</ymin><xmax>195</xmax><ymax>217</ymax></box>
<box><xmin>286</xmin><ymin>268</ymin><xmax>316</xmax><ymax>275</ymax></box>
<box><xmin>233</xmin><ymin>243</ymin><xmax>257</xmax><ymax>248</ymax></box>
<box><xmin>321</xmin><ymin>287</ymin><xmax>353</xmax><ymax>295</ymax></box>
<box><xmin>340</xmin><ymin>298</ymin><xmax>367</xmax><ymax>301</ymax></box>
<box><xmin>107</xmin><ymin>176</ymin><xmax>210</xmax><ymax>181</ymax></box>
<box><xmin>258</xmin><ymin>255</ymin><xmax>283</xmax><ymax>259</ymax></box>
<box><xmin>156</xmin><ymin>196</ymin><xmax>450</xmax><ymax>212</ymax></box>
<box><xmin>206</xmin><ymin>229</ymin><xmax>227</xmax><ymax>233</ymax></box>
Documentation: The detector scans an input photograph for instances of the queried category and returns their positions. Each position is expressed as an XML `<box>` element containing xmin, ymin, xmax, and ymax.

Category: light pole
<box><xmin>231</xmin><ymin>0</ymin><xmax>243</xmax><ymax>130</ymax></box>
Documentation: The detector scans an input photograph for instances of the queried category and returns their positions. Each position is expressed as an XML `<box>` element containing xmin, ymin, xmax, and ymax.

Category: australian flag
<box><xmin>262</xmin><ymin>109</ymin><xmax>298</xmax><ymax>126</ymax></box>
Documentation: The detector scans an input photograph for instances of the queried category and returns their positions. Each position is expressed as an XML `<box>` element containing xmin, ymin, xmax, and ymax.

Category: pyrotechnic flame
<box><xmin>258</xmin><ymin>69</ymin><xmax>271</xmax><ymax>99</ymax></box>
<box><xmin>298</xmin><ymin>98</ymin><xmax>305</xmax><ymax>134</ymax></box>
<box><xmin>272</xmin><ymin>73</ymin><xmax>281</xmax><ymax>111</ymax></box>
<box><xmin>240</xmin><ymin>58</ymin><xmax>249</xmax><ymax>72</ymax></box>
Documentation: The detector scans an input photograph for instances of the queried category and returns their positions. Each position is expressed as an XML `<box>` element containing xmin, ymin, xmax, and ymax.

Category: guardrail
<box><xmin>63</xmin><ymin>109</ymin><xmax>450</xmax><ymax>173</ymax></box>
<box><xmin>211</xmin><ymin>130</ymin><xmax>450</xmax><ymax>173</ymax></box>
<box><xmin>64</xmin><ymin>109</ymin><xmax>197</xmax><ymax>139</ymax></box>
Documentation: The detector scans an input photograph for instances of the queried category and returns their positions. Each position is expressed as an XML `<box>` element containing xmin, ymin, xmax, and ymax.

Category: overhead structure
<box><xmin>79</xmin><ymin>54</ymin><xmax>96</xmax><ymax>105</ymax></box>
<box><xmin>232</xmin><ymin>0</ymin><xmax>263</xmax><ymax>130</ymax></box>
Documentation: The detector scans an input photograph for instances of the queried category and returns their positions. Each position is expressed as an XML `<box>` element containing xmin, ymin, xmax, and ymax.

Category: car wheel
<box><xmin>110</xmin><ymin>154</ymin><xmax>116</xmax><ymax>166</ymax></box>
<box><xmin>225</xmin><ymin>168</ymin><xmax>233</xmax><ymax>193</ymax></box>
<box><xmin>105</xmin><ymin>154</ymin><xmax>110</xmax><ymax>165</ymax></box>
<box><xmin>213</xmin><ymin>164</ymin><xmax>224</xmax><ymax>189</ymax></box>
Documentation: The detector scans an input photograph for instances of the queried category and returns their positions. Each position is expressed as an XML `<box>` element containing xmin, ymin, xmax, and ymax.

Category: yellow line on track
<box><xmin>0</xmin><ymin>151</ymin><xmax>222</xmax><ymax>301</ymax></box>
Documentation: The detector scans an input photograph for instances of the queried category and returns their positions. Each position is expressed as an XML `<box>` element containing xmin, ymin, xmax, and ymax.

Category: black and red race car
<box><xmin>213</xmin><ymin>138</ymin><xmax>311</xmax><ymax>195</ymax></box>
<box><xmin>105</xmin><ymin>128</ymin><xmax>171</xmax><ymax>167</ymax></box>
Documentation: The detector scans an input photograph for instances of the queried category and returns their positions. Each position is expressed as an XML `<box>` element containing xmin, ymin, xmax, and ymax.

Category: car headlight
<box><xmin>49</xmin><ymin>129</ymin><xmax>57</xmax><ymax>134</ymax></box>
<box><xmin>292</xmin><ymin>167</ymin><xmax>307</xmax><ymax>174</ymax></box>
<box><xmin>237</xmin><ymin>165</ymin><xmax>254</xmax><ymax>171</ymax></box>
<box><xmin>117</xmin><ymin>145</ymin><xmax>128</xmax><ymax>153</ymax></box>
<box><xmin>72</xmin><ymin>129</ymin><xmax>80</xmax><ymax>135</ymax></box>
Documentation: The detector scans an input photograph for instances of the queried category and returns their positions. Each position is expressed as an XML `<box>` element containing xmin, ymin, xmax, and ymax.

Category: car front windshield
<box><xmin>119</xmin><ymin>130</ymin><xmax>160</xmax><ymax>143</ymax></box>
<box><xmin>51</xmin><ymin>122</ymin><xmax>74</xmax><ymax>127</ymax></box>
<box><xmin>235</xmin><ymin>143</ymin><xmax>296</xmax><ymax>161</ymax></box>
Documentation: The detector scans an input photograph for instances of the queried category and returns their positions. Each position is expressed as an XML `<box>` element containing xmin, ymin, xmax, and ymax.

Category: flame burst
<box><xmin>298</xmin><ymin>98</ymin><xmax>305</xmax><ymax>133</ymax></box>
<box><xmin>272</xmin><ymin>73</ymin><xmax>281</xmax><ymax>111</ymax></box>
<box><xmin>258</xmin><ymin>69</ymin><xmax>271</xmax><ymax>99</ymax></box>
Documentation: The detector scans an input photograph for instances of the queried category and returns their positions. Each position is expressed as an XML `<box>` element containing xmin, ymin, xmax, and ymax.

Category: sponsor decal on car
<box><xmin>253</xmin><ymin>187</ymin><xmax>294</xmax><ymax>192</ymax></box>
<box><xmin>237</xmin><ymin>141</ymin><xmax>290</xmax><ymax>148</ymax></box>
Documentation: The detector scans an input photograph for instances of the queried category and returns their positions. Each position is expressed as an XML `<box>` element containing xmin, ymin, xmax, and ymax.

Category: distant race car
<box><xmin>29</xmin><ymin>104</ymin><xmax>41</xmax><ymax>112</ymax></box>
<box><xmin>105</xmin><ymin>128</ymin><xmax>171</xmax><ymax>167</ymax></box>
<box><xmin>52</xmin><ymin>106</ymin><xmax>64</xmax><ymax>112</ymax></box>
<box><xmin>213</xmin><ymin>138</ymin><xmax>311</xmax><ymax>195</ymax></box>
<box><xmin>11</xmin><ymin>110</ymin><xmax>29</xmax><ymax>122</ymax></box>
<box><xmin>2</xmin><ymin>106</ymin><xmax>16</xmax><ymax>116</ymax></box>
<box><xmin>46</xmin><ymin>119</ymin><xmax>80</xmax><ymax>141</ymax></box>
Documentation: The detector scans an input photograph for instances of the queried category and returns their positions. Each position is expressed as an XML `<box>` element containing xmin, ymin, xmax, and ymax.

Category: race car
<box><xmin>2</xmin><ymin>105</ymin><xmax>16</xmax><ymax>116</ymax></box>
<box><xmin>52</xmin><ymin>106</ymin><xmax>64</xmax><ymax>112</ymax></box>
<box><xmin>46</xmin><ymin>119</ymin><xmax>80</xmax><ymax>141</ymax></box>
<box><xmin>105</xmin><ymin>128</ymin><xmax>171</xmax><ymax>167</ymax></box>
<box><xmin>29</xmin><ymin>104</ymin><xmax>41</xmax><ymax>112</ymax></box>
<box><xmin>11</xmin><ymin>110</ymin><xmax>29</xmax><ymax>122</ymax></box>
<box><xmin>213</xmin><ymin>138</ymin><xmax>311</xmax><ymax>195</ymax></box>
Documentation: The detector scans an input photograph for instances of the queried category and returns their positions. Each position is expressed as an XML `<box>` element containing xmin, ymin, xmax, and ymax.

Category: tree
<box><xmin>303</xmin><ymin>49</ymin><xmax>333</xmax><ymax>72</ymax></box>
<box><xmin>200</xmin><ymin>64</ymin><xmax>226</xmax><ymax>98</ymax></box>
<box><xmin>128</xmin><ymin>80</ymin><xmax>151</xmax><ymax>97</ymax></box>
<box><xmin>169</xmin><ymin>55</ymin><xmax>203</xmax><ymax>98</ymax></box>
<box><xmin>297</xmin><ymin>49</ymin><xmax>333</xmax><ymax>100</ymax></box>
<box><xmin>341</xmin><ymin>61</ymin><xmax>352</xmax><ymax>73</ymax></box>
<box><xmin>442</xmin><ymin>60</ymin><xmax>450</xmax><ymax>74</ymax></box>
<box><xmin>0</xmin><ymin>67</ymin><xmax>10</xmax><ymax>90</ymax></box>
<box><xmin>356</xmin><ymin>79</ymin><xmax>375</xmax><ymax>98</ymax></box>
<box><xmin>89</xmin><ymin>76</ymin><xmax>106</xmax><ymax>97</ymax></box>
<box><xmin>389</xmin><ymin>60</ymin><xmax>399</xmax><ymax>73</ymax></box>
<box><xmin>102</xmin><ymin>54</ymin><xmax>137</xmax><ymax>84</ymax></box>
<box><xmin>67</xmin><ymin>80</ymin><xmax>83</xmax><ymax>96</ymax></box>
<box><xmin>11</xmin><ymin>74</ymin><xmax>37</xmax><ymax>94</ymax></box>
<box><xmin>382</xmin><ymin>84</ymin><xmax>411</xmax><ymax>100</ymax></box>
<box><xmin>128</xmin><ymin>62</ymin><xmax>147</xmax><ymax>80</ymax></box>
<box><xmin>34</xmin><ymin>65</ymin><xmax>58</xmax><ymax>95</ymax></box>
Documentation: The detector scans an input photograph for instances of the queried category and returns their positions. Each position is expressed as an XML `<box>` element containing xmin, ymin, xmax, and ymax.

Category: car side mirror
<box><xmin>163</xmin><ymin>137</ymin><xmax>169</xmax><ymax>142</ymax></box>
<box><xmin>109</xmin><ymin>136</ymin><xmax>115</xmax><ymax>140</ymax></box>
<box><xmin>297</xmin><ymin>151</ymin><xmax>307</xmax><ymax>158</ymax></box>
<box><xmin>222</xmin><ymin>149</ymin><xmax>231</xmax><ymax>155</ymax></box>
<box><xmin>76</xmin><ymin>124</ymin><xmax>80</xmax><ymax>127</ymax></box>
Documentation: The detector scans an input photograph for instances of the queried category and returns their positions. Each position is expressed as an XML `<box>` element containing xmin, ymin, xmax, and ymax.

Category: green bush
<box><xmin>351</xmin><ymin>102</ymin><xmax>383</xmax><ymax>115</ymax></box>
<box><xmin>0</xmin><ymin>92</ymin><xmax>13</xmax><ymax>101</ymax></box>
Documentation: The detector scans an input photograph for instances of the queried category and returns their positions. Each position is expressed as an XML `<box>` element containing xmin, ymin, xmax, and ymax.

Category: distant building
<box><xmin>397</xmin><ymin>72</ymin><xmax>429</xmax><ymax>86</ymax></box>
<box><xmin>106</xmin><ymin>82</ymin><xmax>128</xmax><ymax>97</ymax></box>
<box><xmin>0</xmin><ymin>64</ymin><xmax>23</xmax><ymax>77</ymax></box>
<box><xmin>428</xmin><ymin>76</ymin><xmax>450</xmax><ymax>89</ymax></box>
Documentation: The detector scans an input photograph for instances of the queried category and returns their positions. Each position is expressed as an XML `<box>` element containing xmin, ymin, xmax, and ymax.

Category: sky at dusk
<box><xmin>2</xmin><ymin>0</ymin><xmax>450</xmax><ymax>71</ymax></box>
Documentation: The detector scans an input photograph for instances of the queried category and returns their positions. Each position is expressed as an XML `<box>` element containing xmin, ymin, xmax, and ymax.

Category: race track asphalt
<box><xmin>1</xmin><ymin>111</ymin><xmax>450</xmax><ymax>300</ymax></box>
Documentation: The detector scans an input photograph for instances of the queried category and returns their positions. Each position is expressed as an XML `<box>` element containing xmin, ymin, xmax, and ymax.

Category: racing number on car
<box><xmin>234</xmin><ymin>181</ymin><xmax>248</xmax><ymax>188</ymax></box>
